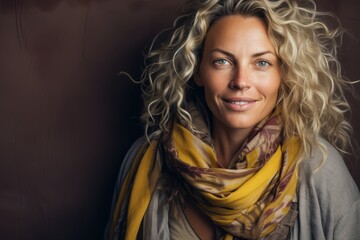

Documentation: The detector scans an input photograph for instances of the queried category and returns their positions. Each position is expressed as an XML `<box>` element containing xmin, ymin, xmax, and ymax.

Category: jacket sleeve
<box><xmin>333</xmin><ymin>199</ymin><xmax>360</xmax><ymax>240</ymax></box>
<box><xmin>104</xmin><ymin>137</ymin><xmax>146</xmax><ymax>239</ymax></box>
<box><xmin>292</xmin><ymin>138</ymin><xmax>360</xmax><ymax>240</ymax></box>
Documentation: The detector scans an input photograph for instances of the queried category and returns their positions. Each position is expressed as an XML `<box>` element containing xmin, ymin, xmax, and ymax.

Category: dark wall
<box><xmin>0</xmin><ymin>1</ymin><xmax>358</xmax><ymax>240</ymax></box>
<box><xmin>0</xmin><ymin>1</ymin><xmax>187</xmax><ymax>239</ymax></box>
<box><xmin>316</xmin><ymin>0</ymin><xmax>360</xmax><ymax>187</ymax></box>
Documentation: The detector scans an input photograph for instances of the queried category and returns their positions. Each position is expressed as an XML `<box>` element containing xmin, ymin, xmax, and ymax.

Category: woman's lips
<box><xmin>222</xmin><ymin>97</ymin><xmax>257</xmax><ymax>111</ymax></box>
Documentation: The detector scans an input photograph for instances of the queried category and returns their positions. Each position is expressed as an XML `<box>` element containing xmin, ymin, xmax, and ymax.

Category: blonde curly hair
<box><xmin>139</xmin><ymin>0</ymin><xmax>352</xmax><ymax>161</ymax></box>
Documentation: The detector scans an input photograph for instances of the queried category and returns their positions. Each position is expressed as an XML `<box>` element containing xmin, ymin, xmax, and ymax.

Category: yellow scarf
<box><xmin>110</xmin><ymin>116</ymin><xmax>299</xmax><ymax>239</ymax></box>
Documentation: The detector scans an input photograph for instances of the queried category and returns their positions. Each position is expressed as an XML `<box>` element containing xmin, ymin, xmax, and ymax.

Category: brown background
<box><xmin>0</xmin><ymin>0</ymin><xmax>359</xmax><ymax>239</ymax></box>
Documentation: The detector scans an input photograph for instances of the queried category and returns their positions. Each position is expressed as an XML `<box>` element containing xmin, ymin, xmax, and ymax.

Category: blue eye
<box><xmin>214</xmin><ymin>59</ymin><xmax>230</xmax><ymax>65</ymax></box>
<box><xmin>256</xmin><ymin>60</ymin><xmax>271</xmax><ymax>68</ymax></box>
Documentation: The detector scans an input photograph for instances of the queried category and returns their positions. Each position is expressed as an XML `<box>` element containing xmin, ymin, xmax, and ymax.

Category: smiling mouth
<box><xmin>228</xmin><ymin>101</ymin><xmax>250</xmax><ymax>105</ymax></box>
<box><xmin>223</xmin><ymin>98</ymin><xmax>257</xmax><ymax>110</ymax></box>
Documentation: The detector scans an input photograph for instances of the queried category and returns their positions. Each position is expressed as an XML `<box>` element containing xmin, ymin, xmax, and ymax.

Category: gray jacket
<box><xmin>292</xmin><ymin>139</ymin><xmax>360</xmax><ymax>240</ymax></box>
<box><xmin>105</xmin><ymin>137</ymin><xmax>360</xmax><ymax>239</ymax></box>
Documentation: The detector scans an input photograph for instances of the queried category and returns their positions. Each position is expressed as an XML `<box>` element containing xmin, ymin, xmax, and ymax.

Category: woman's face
<box><xmin>195</xmin><ymin>15</ymin><xmax>281</xmax><ymax>134</ymax></box>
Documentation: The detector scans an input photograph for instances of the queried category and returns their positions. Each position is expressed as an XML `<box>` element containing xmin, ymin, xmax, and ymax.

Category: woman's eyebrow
<box><xmin>209</xmin><ymin>48</ymin><xmax>235</xmax><ymax>59</ymax></box>
<box><xmin>252</xmin><ymin>51</ymin><xmax>276</xmax><ymax>58</ymax></box>
<box><xmin>209</xmin><ymin>48</ymin><xmax>276</xmax><ymax>58</ymax></box>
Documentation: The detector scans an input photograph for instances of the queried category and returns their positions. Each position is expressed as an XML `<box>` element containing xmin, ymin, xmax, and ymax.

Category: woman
<box><xmin>106</xmin><ymin>0</ymin><xmax>360</xmax><ymax>239</ymax></box>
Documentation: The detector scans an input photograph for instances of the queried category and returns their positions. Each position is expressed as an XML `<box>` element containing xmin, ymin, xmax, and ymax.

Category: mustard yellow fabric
<box><xmin>110</xmin><ymin>117</ymin><xmax>299</xmax><ymax>239</ymax></box>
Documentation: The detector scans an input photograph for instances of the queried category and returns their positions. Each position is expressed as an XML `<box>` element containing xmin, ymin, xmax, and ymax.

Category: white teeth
<box><xmin>231</xmin><ymin>101</ymin><xmax>248</xmax><ymax>105</ymax></box>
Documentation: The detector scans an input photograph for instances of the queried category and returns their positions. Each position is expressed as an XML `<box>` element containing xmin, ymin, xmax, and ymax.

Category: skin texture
<box><xmin>195</xmin><ymin>15</ymin><xmax>281</xmax><ymax>167</ymax></box>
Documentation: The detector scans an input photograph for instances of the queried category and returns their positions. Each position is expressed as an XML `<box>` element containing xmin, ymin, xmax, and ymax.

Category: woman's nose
<box><xmin>228</xmin><ymin>66</ymin><xmax>251</xmax><ymax>90</ymax></box>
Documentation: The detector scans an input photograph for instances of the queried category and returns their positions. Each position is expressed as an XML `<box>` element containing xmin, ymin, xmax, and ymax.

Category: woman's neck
<box><xmin>213</xmin><ymin>121</ymin><xmax>253</xmax><ymax>168</ymax></box>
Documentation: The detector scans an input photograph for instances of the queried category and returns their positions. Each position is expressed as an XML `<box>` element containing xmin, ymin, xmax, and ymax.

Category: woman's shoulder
<box><xmin>110</xmin><ymin>137</ymin><xmax>148</xmax><ymax>200</ymax></box>
<box><xmin>124</xmin><ymin>137</ymin><xmax>147</xmax><ymax>163</ymax></box>
<box><xmin>104</xmin><ymin>136</ymin><xmax>148</xmax><ymax>238</ymax></box>
<box><xmin>297</xmin><ymin>137</ymin><xmax>359</xmax><ymax>217</ymax></box>
<box><xmin>293</xmin><ymin>138</ymin><xmax>360</xmax><ymax>240</ymax></box>
<box><xmin>118</xmin><ymin>136</ymin><xmax>148</xmax><ymax>180</ymax></box>
<box><xmin>300</xmin><ymin>138</ymin><xmax>357</xmax><ymax>187</ymax></box>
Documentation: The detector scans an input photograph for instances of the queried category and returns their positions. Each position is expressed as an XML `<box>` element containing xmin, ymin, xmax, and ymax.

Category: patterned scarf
<box><xmin>109</xmin><ymin>104</ymin><xmax>300</xmax><ymax>240</ymax></box>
